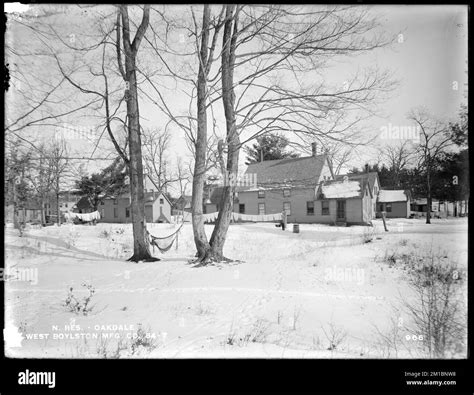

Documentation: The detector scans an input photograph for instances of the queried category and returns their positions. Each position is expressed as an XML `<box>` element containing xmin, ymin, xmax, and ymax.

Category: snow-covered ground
<box><xmin>4</xmin><ymin>218</ymin><xmax>468</xmax><ymax>358</ymax></box>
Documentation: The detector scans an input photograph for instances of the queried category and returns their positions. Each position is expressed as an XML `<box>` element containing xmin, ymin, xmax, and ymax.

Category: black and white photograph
<box><xmin>3</xmin><ymin>2</ymin><xmax>469</xmax><ymax>381</ymax></box>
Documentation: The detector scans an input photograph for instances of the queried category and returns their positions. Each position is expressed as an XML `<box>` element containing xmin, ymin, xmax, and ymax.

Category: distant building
<box><xmin>410</xmin><ymin>198</ymin><xmax>466</xmax><ymax>218</ymax></box>
<box><xmin>17</xmin><ymin>199</ymin><xmax>43</xmax><ymax>223</ymax></box>
<box><xmin>236</xmin><ymin>144</ymin><xmax>377</xmax><ymax>225</ymax></box>
<box><xmin>99</xmin><ymin>191</ymin><xmax>172</xmax><ymax>223</ymax></box>
<box><xmin>377</xmin><ymin>190</ymin><xmax>411</xmax><ymax>218</ymax></box>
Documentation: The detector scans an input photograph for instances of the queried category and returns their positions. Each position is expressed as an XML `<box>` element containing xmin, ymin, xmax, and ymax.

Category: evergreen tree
<box><xmin>244</xmin><ymin>133</ymin><xmax>299</xmax><ymax>164</ymax></box>
<box><xmin>75</xmin><ymin>157</ymin><xmax>128</xmax><ymax>210</ymax></box>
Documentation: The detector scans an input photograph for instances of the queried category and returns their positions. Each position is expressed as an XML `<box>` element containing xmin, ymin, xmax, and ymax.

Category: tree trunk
<box><xmin>56</xmin><ymin>177</ymin><xmax>61</xmax><ymax>226</ymax></box>
<box><xmin>191</xmin><ymin>4</ymin><xmax>212</xmax><ymax>259</ymax></box>
<box><xmin>426</xmin><ymin>169</ymin><xmax>431</xmax><ymax>224</ymax></box>
<box><xmin>12</xmin><ymin>179</ymin><xmax>19</xmax><ymax>230</ymax></box>
<box><xmin>206</xmin><ymin>4</ymin><xmax>239</xmax><ymax>262</ymax></box>
<box><xmin>120</xmin><ymin>5</ymin><xmax>155</xmax><ymax>262</ymax></box>
<box><xmin>41</xmin><ymin>195</ymin><xmax>46</xmax><ymax>226</ymax></box>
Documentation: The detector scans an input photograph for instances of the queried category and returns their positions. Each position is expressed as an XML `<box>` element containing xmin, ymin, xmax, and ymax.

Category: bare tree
<box><xmin>48</xmin><ymin>137</ymin><xmax>71</xmax><ymax>226</ymax></box>
<box><xmin>409</xmin><ymin>109</ymin><xmax>454</xmax><ymax>224</ymax></box>
<box><xmin>203</xmin><ymin>5</ymin><xmax>394</xmax><ymax>263</ymax></box>
<box><xmin>116</xmin><ymin>5</ymin><xmax>155</xmax><ymax>261</ymax></box>
<box><xmin>29</xmin><ymin>5</ymin><xmax>155</xmax><ymax>260</ymax></box>
<box><xmin>381</xmin><ymin>141</ymin><xmax>415</xmax><ymax>188</ymax></box>
<box><xmin>142</xmin><ymin>128</ymin><xmax>190</xmax><ymax>195</ymax></box>
<box><xmin>175</xmin><ymin>157</ymin><xmax>192</xmax><ymax>220</ymax></box>
<box><xmin>26</xmin><ymin>144</ymin><xmax>56</xmax><ymax>226</ymax></box>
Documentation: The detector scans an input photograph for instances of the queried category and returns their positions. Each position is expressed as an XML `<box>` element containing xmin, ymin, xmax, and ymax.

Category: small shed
<box><xmin>377</xmin><ymin>190</ymin><xmax>411</xmax><ymax>218</ymax></box>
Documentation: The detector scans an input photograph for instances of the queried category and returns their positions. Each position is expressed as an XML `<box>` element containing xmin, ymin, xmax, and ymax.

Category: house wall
<box><xmin>145</xmin><ymin>205</ymin><xmax>153</xmax><ymax>223</ymax></box>
<box><xmin>238</xmin><ymin>188</ymin><xmax>317</xmax><ymax>223</ymax></box>
<box><xmin>378</xmin><ymin>201</ymin><xmax>409</xmax><ymax>218</ymax></box>
<box><xmin>238</xmin><ymin>187</ymin><xmax>372</xmax><ymax>225</ymax></box>
<box><xmin>345</xmin><ymin>198</ymin><xmax>363</xmax><ymax>224</ymax></box>
<box><xmin>362</xmin><ymin>193</ymin><xmax>372</xmax><ymax>223</ymax></box>
<box><xmin>100</xmin><ymin>197</ymin><xmax>131</xmax><ymax>223</ymax></box>
<box><xmin>18</xmin><ymin>208</ymin><xmax>42</xmax><ymax>222</ymax></box>
<box><xmin>204</xmin><ymin>202</ymin><xmax>240</xmax><ymax>214</ymax></box>
<box><xmin>100</xmin><ymin>194</ymin><xmax>171</xmax><ymax>223</ymax></box>
<box><xmin>151</xmin><ymin>196</ymin><xmax>171</xmax><ymax>223</ymax></box>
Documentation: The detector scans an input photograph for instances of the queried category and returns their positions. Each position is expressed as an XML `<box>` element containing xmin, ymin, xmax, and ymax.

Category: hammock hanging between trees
<box><xmin>147</xmin><ymin>223</ymin><xmax>184</xmax><ymax>254</ymax></box>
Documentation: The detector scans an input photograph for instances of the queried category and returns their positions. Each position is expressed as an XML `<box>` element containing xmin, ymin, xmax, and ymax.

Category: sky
<box><xmin>5</xmin><ymin>4</ymin><xmax>468</xmax><ymax>195</ymax></box>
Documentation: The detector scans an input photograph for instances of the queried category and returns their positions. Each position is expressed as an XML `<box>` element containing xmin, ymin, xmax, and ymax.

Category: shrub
<box><xmin>403</xmin><ymin>249</ymin><xmax>466</xmax><ymax>358</ymax></box>
<box><xmin>99</xmin><ymin>229</ymin><xmax>111</xmax><ymax>239</ymax></box>
<box><xmin>321</xmin><ymin>321</ymin><xmax>347</xmax><ymax>351</ymax></box>
<box><xmin>94</xmin><ymin>325</ymin><xmax>158</xmax><ymax>358</ymax></box>
<box><xmin>224</xmin><ymin>319</ymin><xmax>271</xmax><ymax>347</ymax></box>
<box><xmin>65</xmin><ymin>283</ymin><xmax>95</xmax><ymax>315</ymax></box>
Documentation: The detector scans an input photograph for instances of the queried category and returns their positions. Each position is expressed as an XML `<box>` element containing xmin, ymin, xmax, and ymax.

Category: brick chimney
<box><xmin>311</xmin><ymin>142</ymin><xmax>317</xmax><ymax>157</ymax></box>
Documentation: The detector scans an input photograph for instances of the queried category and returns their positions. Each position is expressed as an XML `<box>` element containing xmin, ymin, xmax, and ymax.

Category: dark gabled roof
<box><xmin>335</xmin><ymin>172</ymin><xmax>379</xmax><ymax>192</ymax></box>
<box><xmin>244</xmin><ymin>154</ymin><xmax>330</xmax><ymax>188</ymax></box>
<box><xmin>76</xmin><ymin>196</ymin><xmax>94</xmax><ymax>210</ymax></box>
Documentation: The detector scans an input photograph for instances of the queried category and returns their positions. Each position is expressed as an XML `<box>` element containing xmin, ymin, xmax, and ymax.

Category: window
<box><xmin>239</xmin><ymin>204</ymin><xmax>245</xmax><ymax>214</ymax></box>
<box><xmin>321</xmin><ymin>200</ymin><xmax>329</xmax><ymax>215</ymax></box>
<box><xmin>379</xmin><ymin>204</ymin><xmax>384</xmax><ymax>212</ymax></box>
<box><xmin>283</xmin><ymin>189</ymin><xmax>290</xmax><ymax>197</ymax></box>
<box><xmin>113</xmin><ymin>199</ymin><xmax>118</xmax><ymax>205</ymax></box>
<box><xmin>159</xmin><ymin>198</ymin><xmax>164</xmax><ymax>204</ymax></box>
<box><xmin>101</xmin><ymin>201</ymin><xmax>105</xmax><ymax>205</ymax></box>
<box><xmin>203</xmin><ymin>205</ymin><xmax>207</xmax><ymax>214</ymax></box>
<box><xmin>125</xmin><ymin>208</ymin><xmax>130</xmax><ymax>218</ymax></box>
<box><xmin>386</xmin><ymin>203</ymin><xmax>392</xmax><ymax>213</ymax></box>
<box><xmin>283</xmin><ymin>202</ymin><xmax>291</xmax><ymax>216</ymax></box>
<box><xmin>114</xmin><ymin>207</ymin><xmax>118</xmax><ymax>218</ymax></box>
<box><xmin>307</xmin><ymin>201</ymin><xmax>314</xmax><ymax>215</ymax></box>
<box><xmin>258</xmin><ymin>190</ymin><xmax>265</xmax><ymax>199</ymax></box>
<box><xmin>258</xmin><ymin>203</ymin><xmax>265</xmax><ymax>215</ymax></box>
